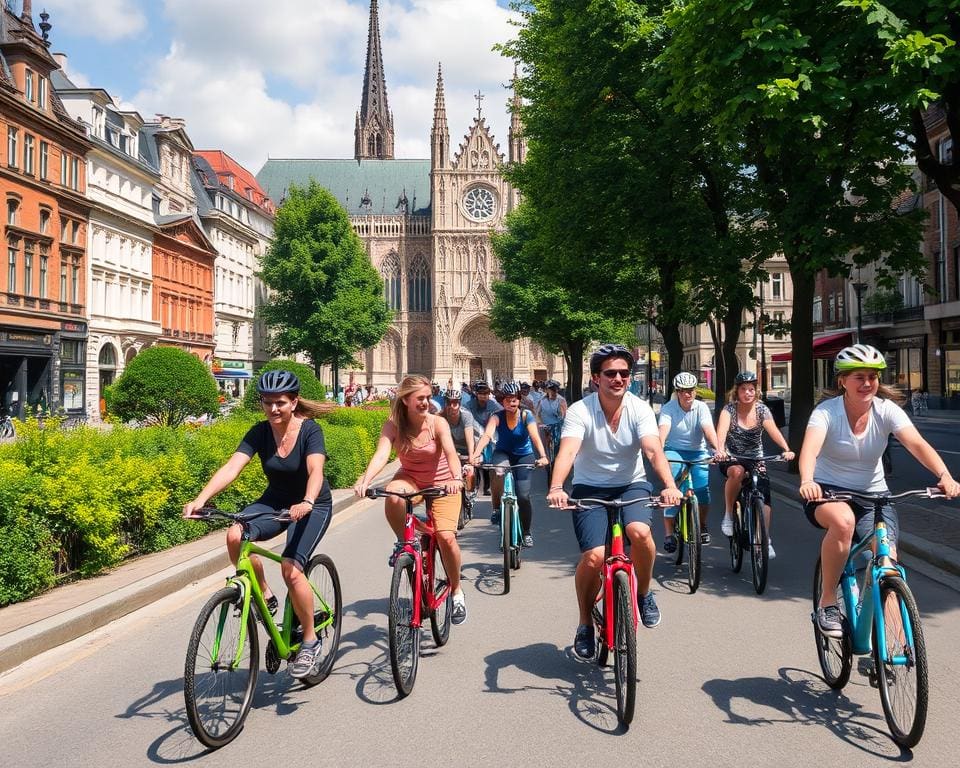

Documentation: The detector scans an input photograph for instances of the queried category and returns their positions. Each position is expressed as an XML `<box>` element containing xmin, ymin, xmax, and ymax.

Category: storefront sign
<box><xmin>61</xmin><ymin>322</ymin><xmax>86</xmax><ymax>333</ymax></box>
<box><xmin>220</xmin><ymin>360</ymin><xmax>246</xmax><ymax>369</ymax></box>
<box><xmin>886</xmin><ymin>336</ymin><xmax>926</xmax><ymax>349</ymax></box>
<box><xmin>3</xmin><ymin>331</ymin><xmax>52</xmax><ymax>346</ymax></box>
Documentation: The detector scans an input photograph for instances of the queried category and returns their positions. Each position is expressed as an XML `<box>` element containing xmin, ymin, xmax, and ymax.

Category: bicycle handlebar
<box><xmin>366</xmin><ymin>486</ymin><xmax>449</xmax><ymax>501</ymax></box>
<box><xmin>824</xmin><ymin>488</ymin><xmax>946</xmax><ymax>504</ymax></box>
<box><xmin>724</xmin><ymin>453</ymin><xmax>788</xmax><ymax>463</ymax></box>
<box><xmin>474</xmin><ymin>462</ymin><xmax>544</xmax><ymax>471</ymax></box>
<box><xmin>184</xmin><ymin>506</ymin><xmax>292</xmax><ymax>523</ymax></box>
<box><xmin>564</xmin><ymin>495</ymin><xmax>663</xmax><ymax>511</ymax></box>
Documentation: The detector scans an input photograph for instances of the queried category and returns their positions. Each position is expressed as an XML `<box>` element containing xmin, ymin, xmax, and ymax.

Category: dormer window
<box><xmin>25</xmin><ymin>70</ymin><xmax>34</xmax><ymax>102</ymax></box>
<box><xmin>92</xmin><ymin>106</ymin><xmax>105</xmax><ymax>139</ymax></box>
<box><xmin>38</xmin><ymin>77</ymin><xmax>47</xmax><ymax>109</ymax></box>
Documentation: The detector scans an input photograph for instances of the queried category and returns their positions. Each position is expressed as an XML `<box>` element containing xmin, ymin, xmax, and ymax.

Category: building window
<box><xmin>23</xmin><ymin>134</ymin><xmax>34</xmax><ymax>175</ymax></box>
<box><xmin>407</xmin><ymin>255</ymin><xmax>431</xmax><ymax>312</ymax></box>
<box><xmin>71</xmin><ymin>221</ymin><xmax>79</xmax><ymax>244</ymax></box>
<box><xmin>828</xmin><ymin>295</ymin><xmax>836</xmax><ymax>322</ymax></box>
<box><xmin>25</xmin><ymin>69</ymin><xmax>34</xmax><ymax>102</ymax></box>
<box><xmin>23</xmin><ymin>243</ymin><xmax>33</xmax><ymax>296</ymax></box>
<box><xmin>381</xmin><ymin>251</ymin><xmax>401</xmax><ymax>310</ymax></box>
<box><xmin>39</xmin><ymin>141</ymin><xmax>48</xmax><ymax>179</ymax></box>
<box><xmin>60</xmin><ymin>260</ymin><xmax>67</xmax><ymax>299</ymax></box>
<box><xmin>38</xmin><ymin>77</ymin><xmax>47</xmax><ymax>109</ymax></box>
<box><xmin>39</xmin><ymin>208</ymin><xmax>50</xmax><ymax>234</ymax></box>
<box><xmin>771</xmin><ymin>365</ymin><xmax>789</xmax><ymax>390</ymax></box>
<box><xmin>6</xmin><ymin>198</ymin><xmax>18</xmax><ymax>225</ymax></box>
<box><xmin>61</xmin><ymin>151</ymin><xmax>68</xmax><ymax>185</ymax></box>
<box><xmin>39</xmin><ymin>247</ymin><xmax>48</xmax><ymax>298</ymax></box>
<box><xmin>7</xmin><ymin>239</ymin><xmax>18</xmax><ymax>291</ymax></box>
<box><xmin>7</xmin><ymin>127</ymin><xmax>18</xmax><ymax>168</ymax></box>
<box><xmin>71</xmin><ymin>258</ymin><xmax>80</xmax><ymax>304</ymax></box>
<box><xmin>770</xmin><ymin>272</ymin><xmax>783</xmax><ymax>300</ymax></box>
<box><xmin>71</xmin><ymin>157</ymin><xmax>80</xmax><ymax>191</ymax></box>
<box><xmin>954</xmin><ymin>245</ymin><xmax>960</xmax><ymax>303</ymax></box>
<box><xmin>61</xmin><ymin>370</ymin><xmax>84</xmax><ymax>410</ymax></box>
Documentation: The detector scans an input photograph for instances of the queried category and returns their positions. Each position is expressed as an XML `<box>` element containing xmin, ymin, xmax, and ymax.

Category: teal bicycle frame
<box><xmin>477</xmin><ymin>461</ymin><xmax>539</xmax><ymax>594</ymax></box>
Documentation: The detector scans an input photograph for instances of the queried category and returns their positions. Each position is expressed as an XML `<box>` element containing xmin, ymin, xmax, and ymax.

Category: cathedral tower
<box><xmin>354</xmin><ymin>0</ymin><xmax>394</xmax><ymax>160</ymax></box>
<box><xmin>431</xmin><ymin>63</ymin><xmax>449</xmax><ymax>170</ymax></box>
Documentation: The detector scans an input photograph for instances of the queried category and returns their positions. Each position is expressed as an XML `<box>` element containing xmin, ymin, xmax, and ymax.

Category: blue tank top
<box><xmin>495</xmin><ymin>408</ymin><xmax>535</xmax><ymax>458</ymax></box>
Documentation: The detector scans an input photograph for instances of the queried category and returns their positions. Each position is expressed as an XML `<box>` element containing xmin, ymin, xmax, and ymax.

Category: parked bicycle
<box><xmin>0</xmin><ymin>412</ymin><xmax>14</xmax><ymax>439</ymax></box>
<box><xmin>812</xmin><ymin>488</ymin><xmax>941</xmax><ymax>749</ymax></box>
<box><xmin>725</xmin><ymin>453</ymin><xmax>785</xmax><ymax>594</ymax></box>
<box><xmin>367</xmin><ymin>486</ymin><xmax>455</xmax><ymax>698</ymax></box>
<box><xmin>568</xmin><ymin>494</ymin><xmax>661</xmax><ymax>728</ymax></box>
<box><xmin>667</xmin><ymin>457</ymin><xmax>714</xmax><ymax>594</ymax></box>
<box><xmin>182</xmin><ymin>507</ymin><xmax>342</xmax><ymax>748</ymax></box>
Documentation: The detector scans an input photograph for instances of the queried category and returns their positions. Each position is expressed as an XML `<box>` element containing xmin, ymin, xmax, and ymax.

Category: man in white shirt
<box><xmin>548</xmin><ymin>344</ymin><xmax>682</xmax><ymax>660</ymax></box>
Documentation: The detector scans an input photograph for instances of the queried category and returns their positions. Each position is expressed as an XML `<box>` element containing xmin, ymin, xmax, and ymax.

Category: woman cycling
<box><xmin>659</xmin><ymin>371</ymin><xmax>720</xmax><ymax>549</ymax></box>
<box><xmin>798</xmin><ymin>344</ymin><xmax>959</xmax><ymax>638</ymax></box>
<box><xmin>182</xmin><ymin>370</ymin><xmax>333</xmax><ymax>679</ymax></box>
<box><xmin>535</xmin><ymin>379</ymin><xmax>567</xmax><ymax>462</ymax></box>
<box><xmin>470</xmin><ymin>381</ymin><xmax>549</xmax><ymax>546</ymax></box>
<box><xmin>716</xmin><ymin>370</ymin><xmax>794</xmax><ymax>559</ymax></box>
<box><xmin>353</xmin><ymin>375</ymin><xmax>468</xmax><ymax>625</ymax></box>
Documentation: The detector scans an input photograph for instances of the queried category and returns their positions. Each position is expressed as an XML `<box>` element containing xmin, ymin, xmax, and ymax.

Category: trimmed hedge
<box><xmin>0</xmin><ymin>405</ymin><xmax>389</xmax><ymax>606</ymax></box>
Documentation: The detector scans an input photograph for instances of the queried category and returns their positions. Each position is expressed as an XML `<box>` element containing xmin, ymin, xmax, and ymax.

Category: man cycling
<box><xmin>464</xmin><ymin>379</ymin><xmax>503</xmax><ymax>496</ymax></box>
<box><xmin>547</xmin><ymin>344</ymin><xmax>682</xmax><ymax>659</ymax></box>
<box><xmin>441</xmin><ymin>388</ymin><xmax>476</xmax><ymax>491</ymax></box>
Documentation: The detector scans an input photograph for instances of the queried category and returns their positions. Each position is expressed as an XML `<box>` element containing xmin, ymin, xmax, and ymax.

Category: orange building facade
<box><xmin>1</xmin><ymin>5</ymin><xmax>92</xmax><ymax>416</ymax></box>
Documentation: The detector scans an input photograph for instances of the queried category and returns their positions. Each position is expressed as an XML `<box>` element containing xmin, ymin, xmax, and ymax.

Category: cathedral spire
<box><xmin>431</xmin><ymin>62</ymin><xmax>449</xmax><ymax>169</ymax></box>
<box><xmin>355</xmin><ymin>0</ymin><xmax>394</xmax><ymax>160</ymax></box>
<box><xmin>509</xmin><ymin>65</ymin><xmax>526</xmax><ymax>164</ymax></box>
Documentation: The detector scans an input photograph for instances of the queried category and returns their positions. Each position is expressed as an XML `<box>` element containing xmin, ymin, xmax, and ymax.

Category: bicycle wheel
<box><xmin>873</xmin><ymin>575</ymin><xmax>928</xmax><ymax>748</ymax></box>
<box><xmin>593</xmin><ymin>597</ymin><xmax>607</xmax><ymax>666</ymax></box>
<box><xmin>811</xmin><ymin>557</ymin><xmax>852</xmax><ymax>689</ymax></box>
<box><xmin>612</xmin><ymin>570</ymin><xmax>637</xmax><ymax>727</ymax></box>
<box><xmin>673</xmin><ymin>502</ymin><xmax>686</xmax><ymax>567</ymax></box>
<box><xmin>749</xmin><ymin>494</ymin><xmax>768</xmax><ymax>594</ymax></box>
<box><xmin>388</xmin><ymin>554</ymin><xmax>420</xmax><ymax>697</ymax></box>
<box><xmin>501</xmin><ymin>499</ymin><xmax>514</xmax><ymax>594</ymax></box>
<box><xmin>729</xmin><ymin>502</ymin><xmax>744</xmax><ymax>573</ymax></box>
<box><xmin>685</xmin><ymin>495</ymin><xmax>702</xmax><ymax>594</ymax></box>
<box><xmin>184</xmin><ymin>586</ymin><xmax>259</xmax><ymax>749</ymax></box>
<box><xmin>298</xmin><ymin>554</ymin><xmax>342</xmax><ymax>686</ymax></box>
<box><xmin>510</xmin><ymin>504</ymin><xmax>522</xmax><ymax>571</ymax></box>
<box><xmin>429</xmin><ymin>544</ymin><xmax>452</xmax><ymax>648</ymax></box>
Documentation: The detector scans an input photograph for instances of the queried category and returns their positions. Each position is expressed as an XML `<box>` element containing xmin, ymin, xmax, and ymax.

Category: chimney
<box><xmin>53</xmin><ymin>52</ymin><xmax>68</xmax><ymax>70</ymax></box>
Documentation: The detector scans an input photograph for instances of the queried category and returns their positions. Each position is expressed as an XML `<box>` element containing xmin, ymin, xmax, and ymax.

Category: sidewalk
<box><xmin>0</xmin><ymin>461</ymin><xmax>399</xmax><ymax>674</ymax></box>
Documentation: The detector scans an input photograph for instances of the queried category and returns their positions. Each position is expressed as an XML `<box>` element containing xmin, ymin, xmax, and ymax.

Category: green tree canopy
<box><xmin>241</xmin><ymin>358</ymin><xmax>327</xmax><ymax>412</ymax></box>
<box><xmin>108</xmin><ymin>346</ymin><xmax>219</xmax><ymax>427</ymax></box>
<box><xmin>259</xmin><ymin>181</ymin><xmax>391</xmax><ymax>391</ymax></box>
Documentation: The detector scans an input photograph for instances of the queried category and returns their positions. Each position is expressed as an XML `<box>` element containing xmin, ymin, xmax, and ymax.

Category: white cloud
<box><xmin>128</xmin><ymin>0</ymin><xmax>519</xmax><ymax>174</ymax></box>
<box><xmin>44</xmin><ymin>0</ymin><xmax>146</xmax><ymax>42</ymax></box>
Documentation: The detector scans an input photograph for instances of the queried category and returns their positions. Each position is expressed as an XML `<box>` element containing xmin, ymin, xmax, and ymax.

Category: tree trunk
<box><xmin>564</xmin><ymin>340</ymin><xmax>585</xmax><ymax>402</ymax></box>
<box><xmin>787</xmin><ymin>265</ymin><xmax>816</xmax><ymax>456</ymax></box>
<box><xmin>660</xmin><ymin>322</ymin><xmax>684</xmax><ymax>399</ymax></box>
<box><xmin>721</xmin><ymin>301</ymin><xmax>744</xmax><ymax>399</ymax></box>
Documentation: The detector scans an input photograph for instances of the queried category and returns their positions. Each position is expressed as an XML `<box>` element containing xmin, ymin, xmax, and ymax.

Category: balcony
<box><xmin>862</xmin><ymin>306</ymin><xmax>923</xmax><ymax>325</ymax></box>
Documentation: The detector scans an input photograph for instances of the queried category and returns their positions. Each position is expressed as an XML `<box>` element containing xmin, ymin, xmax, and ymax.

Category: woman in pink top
<box><xmin>355</xmin><ymin>374</ymin><xmax>468</xmax><ymax>624</ymax></box>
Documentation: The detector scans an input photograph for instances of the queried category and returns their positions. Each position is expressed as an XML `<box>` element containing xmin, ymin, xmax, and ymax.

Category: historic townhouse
<box><xmin>141</xmin><ymin>117</ymin><xmax>216</xmax><ymax>361</ymax></box>
<box><xmin>54</xmin><ymin>69</ymin><xmax>162</xmax><ymax>419</ymax></box>
<box><xmin>0</xmin><ymin>4</ymin><xmax>91</xmax><ymax>418</ymax></box>
<box><xmin>192</xmin><ymin>150</ymin><xmax>275</xmax><ymax>396</ymax></box>
<box><xmin>257</xmin><ymin>0</ymin><xmax>564</xmax><ymax>388</ymax></box>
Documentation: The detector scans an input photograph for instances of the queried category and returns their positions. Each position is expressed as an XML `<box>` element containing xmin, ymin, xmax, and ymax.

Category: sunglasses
<box><xmin>600</xmin><ymin>369</ymin><xmax>631</xmax><ymax>379</ymax></box>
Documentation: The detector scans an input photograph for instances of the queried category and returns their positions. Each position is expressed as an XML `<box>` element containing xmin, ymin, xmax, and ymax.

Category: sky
<box><xmin>34</xmin><ymin>0</ymin><xmax>520</xmax><ymax>176</ymax></box>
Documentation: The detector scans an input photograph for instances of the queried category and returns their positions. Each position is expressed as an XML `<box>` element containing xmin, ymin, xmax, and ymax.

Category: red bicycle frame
<box><xmin>398</xmin><ymin>503</ymin><xmax>449</xmax><ymax>627</ymax></box>
<box><xmin>596</xmin><ymin>514</ymin><xmax>638</xmax><ymax>648</ymax></box>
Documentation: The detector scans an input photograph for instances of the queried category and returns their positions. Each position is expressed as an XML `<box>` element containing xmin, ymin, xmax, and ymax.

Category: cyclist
<box><xmin>470</xmin><ymin>381</ymin><xmax>549</xmax><ymax>545</ymax></box>
<box><xmin>535</xmin><ymin>379</ymin><xmax>567</xmax><ymax>461</ymax></box>
<box><xmin>464</xmin><ymin>379</ymin><xmax>503</xmax><ymax>495</ymax></box>
<box><xmin>441</xmin><ymin>388</ymin><xmax>476</xmax><ymax>491</ymax></box>
<box><xmin>547</xmin><ymin>344</ymin><xmax>683</xmax><ymax>658</ymax></box>
<box><xmin>353</xmin><ymin>374</ymin><xmax>468</xmax><ymax>624</ymax></box>
<box><xmin>182</xmin><ymin>370</ymin><xmax>333</xmax><ymax>679</ymax></box>
<box><xmin>658</xmin><ymin>371</ymin><xmax>720</xmax><ymax>549</ymax></box>
<box><xmin>798</xmin><ymin>344</ymin><xmax>959</xmax><ymax>638</ymax></box>
<box><xmin>716</xmin><ymin>371</ymin><xmax>794</xmax><ymax>559</ymax></box>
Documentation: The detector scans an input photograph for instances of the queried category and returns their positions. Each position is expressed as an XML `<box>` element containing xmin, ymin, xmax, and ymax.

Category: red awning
<box><xmin>770</xmin><ymin>331</ymin><xmax>853</xmax><ymax>363</ymax></box>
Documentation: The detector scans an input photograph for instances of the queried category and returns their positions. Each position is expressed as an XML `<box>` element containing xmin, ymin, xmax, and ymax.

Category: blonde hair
<box><xmin>294</xmin><ymin>397</ymin><xmax>326</xmax><ymax>419</ymax></box>
<box><xmin>390</xmin><ymin>374</ymin><xmax>433</xmax><ymax>454</ymax></box>
<box><xmin>725</xmin><ymin>382</ymin><xmax>757</xmax><ymax>404</ymax></box>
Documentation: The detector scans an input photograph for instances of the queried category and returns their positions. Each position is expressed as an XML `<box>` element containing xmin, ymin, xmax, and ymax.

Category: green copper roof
<box><xmin>256</xmin><ymin>158</ymin><xmax>431</xmax><ymax>216</ymax></box>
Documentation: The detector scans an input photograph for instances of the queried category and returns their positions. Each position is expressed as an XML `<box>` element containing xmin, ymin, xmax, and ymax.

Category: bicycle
<box><xmin>366</xmin><ymin>486</ymin><xmax>455</xmax><ymax>697</ymax></box>
<box><xmin>568</xmin><ymin>494</ymin><xmax>661</xmax><ymax>728</ymax></box>
<box><xmin>725</xmin><ymin>453</ymin><xmax>785</xmax><ymax>595</ymax></box>
<box><xmin>541</xmin><ymin>422</ymin><xmax>563</xmax><ymax>475</ymax></box>
<box><xmin>456</xmin><ymin>455</ymin><xmax>477</xmax><ymax>530</ymax></box>
<box><xmin>666</xmin><ymin>457</ymin><xmax>714</xmax><ymax>594</ymax></box>
<box><xmin>476</xmin><ymin>462</ymin><xmax>541</xmax><ymax>595</ymax></box>
<box><xmin>182</xmin><ymin>507</ymin><xmax>342</xmax><ymax>748</ymax></box>
<box><xmin>811</xmin><ymin>488</ymin><xmax>940</xmax><ymax>749</ymax></box>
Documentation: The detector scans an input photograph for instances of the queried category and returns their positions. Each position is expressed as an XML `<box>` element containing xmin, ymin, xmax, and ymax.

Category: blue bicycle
<box><xmin>812</xmin><ymin>488</ymin><xmax>941</xmax><ymax>748</ymax></box>
<box><xmin>477</xmin><ymin>461</ymin><xmax>540</xmax><ymax>594</ymax></box>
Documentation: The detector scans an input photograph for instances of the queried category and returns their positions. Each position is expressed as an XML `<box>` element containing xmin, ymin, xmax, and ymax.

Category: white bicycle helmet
<box><xmin>835</xmin><ymin>343</ymin><xmax>887</xmax><ymax>372</ymax></box>
<box><xmin>673</xmin><ymin>371</ymin><xmax>698</xmax><ymax>390</ymax></box>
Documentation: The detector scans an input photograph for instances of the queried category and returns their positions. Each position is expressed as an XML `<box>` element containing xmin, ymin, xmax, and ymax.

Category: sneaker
<box><xmin>522</xmin><ymin>534</ymin><xmax>534</xmax><ymax>548</ymax></box>
<box><xmin>491</xmin><ymin>510</ymin><xmax>501</xmax><ymax>525</ymax></box>
<box><xmin>290</xmin><ymin>639</ymin><xmax>322</xmax><ymax>679</ymax></box>
<box><xmin>388</xmin><ymin>540</ymin><xmax>417</xmax><ymax>568</ymax></box>
<box><xmin>452</xmin><ymin>593</ymin><xmax>467</xmax><ymax>625</ymax></box>
<box><xmin>816</xmin><ymin>605</ymin><xmax>844</xmax><ymax>638</ymax></box>
<box><xmin>768</xmin><ymin>540</ymin><xmax>776</xmax><ymax>559</ymax></box>
<box><xmin>700</xmin><ymin>530</ymin><xmax>711</xmax><ymax>545</ymax></box>
<box><xmin>574</xmin><ymin>624</ymin><xmax>595</xmax><ymax>659</ymax></box>
<box><xmin>639</xmin><ymin>592</ymin><xmax>661</xmax><ymax>628</ymax></box>
<box><xmin>721</xmin><ymin>514</ymin><xmax>734</xmax><ymax>537</ymax></box>
<box><xmin>663</xmin><ymin>534</ymin><xmax>678</xmax><ymax>554</ymax></box>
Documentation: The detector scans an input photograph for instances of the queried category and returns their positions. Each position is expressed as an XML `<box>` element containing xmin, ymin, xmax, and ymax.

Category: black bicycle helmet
<box><xmin>546</xmin><ymin>379</ymin><xmax>560</xmax><ymax>390</ymax></box>
<box><xmin>734</xmin><ymin>371</ymin><xmax>757</xmax><ymax>385</ymax></box>
<box><xmin>474</xmin><ymin>379</ymin><xmax>490</xmax><ymax>392</ymax></box>
<box><xmin>500</xmin><ymin>381</ymin><xmax>521</xmax><ymax>396</ymax></box>
<box><xmin>257</xmin><ymin>369</ymin><xmax>300</xmax><ymax>395</ymax></box>
<box><xmin>589</xmin><ymin>343</ymin><xmax>635</xmax><ymax>374</ymax></box>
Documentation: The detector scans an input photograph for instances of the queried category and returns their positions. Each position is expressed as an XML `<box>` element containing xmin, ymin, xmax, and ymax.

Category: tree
<box><xmin>108</xmin><ymin>346</ymin><xmax>219</xmax><ymax>427</ymax></box>
<box><xmin>241</xmin><ymin>358</ymin><xmax>327</xmax><ymax>412</ymax></box>
<box><xmin>490</xmin><ymin>204</ymin><xmax>635</xmax><ymax>400</ymax></box>
<box><xmin>664</xmin><ymin>0</ymin><xmax>927</xmax><ymax>448</ymax></box>
<box><xmin>259</xmin><ymin>181</ymin><xmax>391</xmax><ymax>393</ymax></box>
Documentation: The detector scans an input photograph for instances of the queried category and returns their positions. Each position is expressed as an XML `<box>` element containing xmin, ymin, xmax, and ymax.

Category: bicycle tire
<box><xmin>811</xmin><ymin>557</ymin><xmax>852</xmax><ymax>689</ymax></box>
<box><xmin>184</xmin><ymin>586</ymin><xmax>259</xmax><ymax>749</ymax></box>
<box><xmin>298</xmin><ymin>554</ymin><xmax>342</xmax><ymax>686</ymax></box>
<box><xmin>612</xmin><ymin>570</ymin><xmax>637</xmax><ymax>727</ymax></box>
<box><xmin>388</xmin><ymin>554</ymin><xmax>420</xmax><ymax>697</ymax></box>
<box><xmin>686</xmin><ymin>495</ymin><xmax>702</xmax><ymax>594</ymax></box>
<box><xmin>593</xmin><ymin>599</ymin><xmax>608</xmax><ymax>666</ymax></box>
<box><xmin>730</xmin><ymin>501</ymin><xmax>744</xmax><ymax>573</ymax></box>
<box><xmin>429</xmin><ymin>543</ymin><xmax>452</xmax><ymax>648</ymax></box>
<box><xmin>873</xmin><ymin>575</ymin><xmax>928</xmax><ymax>748</ymax></box>
<box><xmin>749</xmin><ymin>494</ymin><xmax>768</xmax><ymax>594</ymax></box>
<box><xmin>673</xmin><ymin>500</ymin><xmax>686</xmax><ymax>567</ymax></box>
<box><xmin>511</xmin><ymin>505</ymin><xmax>522</xmax><ymax>571</ymax></box>
<box><xmin>502</xmin><ymin>499</ymin><xmax>514</xmax><ymax>594</ymax></box>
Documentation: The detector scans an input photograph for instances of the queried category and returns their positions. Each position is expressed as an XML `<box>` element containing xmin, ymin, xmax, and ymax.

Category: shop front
<box><xmin>0</xmin><ymin>326</ymin><xmax>56</xmax><ymax>418</ymax></box>
<box><xmin>886</xmin><ymin>335</ymin><xmax>927</xmax><ymax>394</ymax></box>
<box><xmin>212</xmin><ymin>358</ymin><xmax>252</xmax><ymax>399</ymax></box>
<box><xmin>59</xmin><ymin>321</ymin><xmax>88</xmax><ymax>415</ymax></box>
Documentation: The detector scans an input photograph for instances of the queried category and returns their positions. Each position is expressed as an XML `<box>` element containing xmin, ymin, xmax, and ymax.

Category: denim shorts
<box><xmin>663</xmin><ymin>448</ymin><xmax>711</xmax><ymax>516</ymax></box>
<box><xmin>570</xmin><ymin>481</ymin><xmax>653</xmax><ymax>552</ymax></box>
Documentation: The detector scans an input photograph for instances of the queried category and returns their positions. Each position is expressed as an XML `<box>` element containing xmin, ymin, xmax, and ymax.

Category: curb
<box><xmin>0</xmin><ymin>472</ymin><xmax>389</xmax><ymax>675</ymax></box>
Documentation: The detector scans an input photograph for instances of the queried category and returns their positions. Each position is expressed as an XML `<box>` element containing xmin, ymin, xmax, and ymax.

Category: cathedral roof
<box><xmin>256</xmin><ymin>158</ymin><xmax>431</xmax><ymax>216</ymax></box>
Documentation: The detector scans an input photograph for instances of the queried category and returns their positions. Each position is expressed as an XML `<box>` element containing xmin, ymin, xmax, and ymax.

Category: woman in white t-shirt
<box><xmin>799</xmin><ymin>344</ymin><xmax>959</xmax><ymax>639</ymax></box>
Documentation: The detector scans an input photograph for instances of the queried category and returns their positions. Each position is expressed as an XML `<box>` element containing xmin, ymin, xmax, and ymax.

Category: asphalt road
<box><xmin>2</xmin><ymin>471</ymin><xmax>959</xmax><ymax>768</ymax></box>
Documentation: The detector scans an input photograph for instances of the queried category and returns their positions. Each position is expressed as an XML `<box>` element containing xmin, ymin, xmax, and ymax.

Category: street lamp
<box><xmin>646</xmin><ymin>316</ymin><xmax>654</xmax><ymax>404</ymax></box>
<box><xmin>851</xmin><ymin>281</ymin><xmax>868</xmax><ymax>343</ymax></box>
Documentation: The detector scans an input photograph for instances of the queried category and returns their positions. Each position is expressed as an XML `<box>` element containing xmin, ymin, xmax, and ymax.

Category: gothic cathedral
<box><xmin>256</xmin><ymin>0</ymin><xmax>565</xmax><ymax>388</ymax></box>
